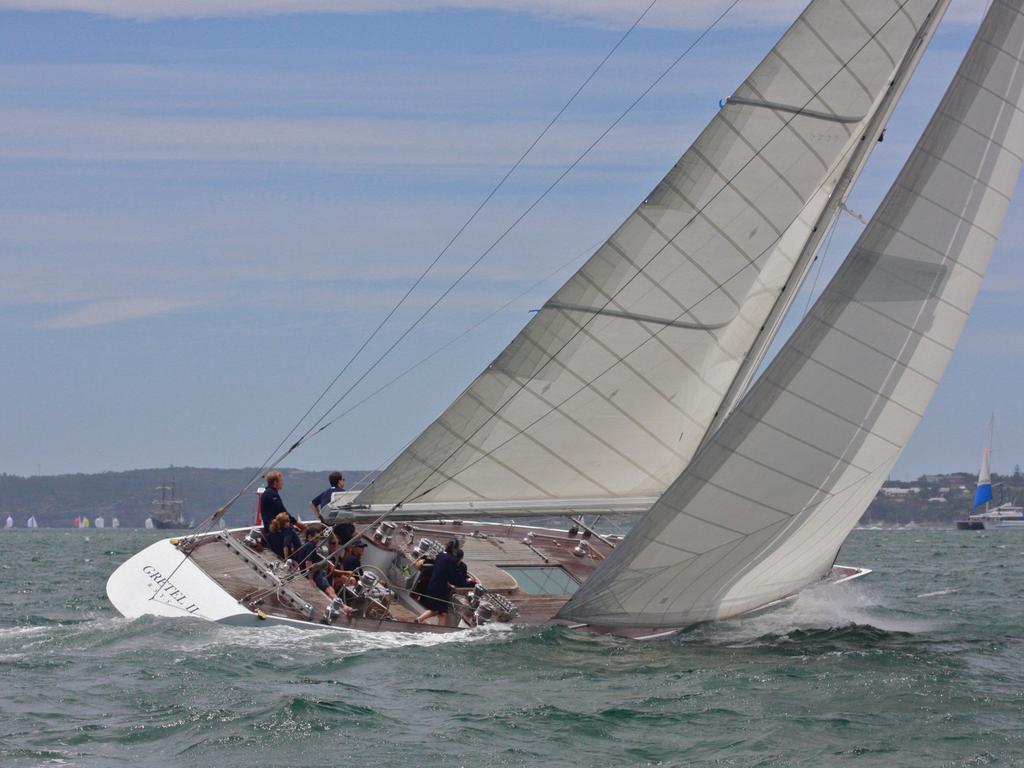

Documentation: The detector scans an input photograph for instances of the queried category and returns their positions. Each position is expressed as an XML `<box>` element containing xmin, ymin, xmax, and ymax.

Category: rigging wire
<box><xmin>185</xmin><ymin>0</ymin><xmax>669</xmax><ymax>533</ymax></box>
<box><xmin>260</xmin><ymin>0</ymin><xmax>748</xmax><ymax>470</ymax></box>
<box><xmin>800</xmin><ymin>214</ymin><xmax>841</xmax><ymax>319</ymax></box>
<box><xmin>342</xmin><ymin>242</ymin><xmax>598</xmax><ymax>494</ymax></box>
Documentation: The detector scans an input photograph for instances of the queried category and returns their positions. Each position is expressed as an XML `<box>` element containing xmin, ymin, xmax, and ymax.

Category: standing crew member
<box><xmin>259</xmin><ymin>471</ymin><xmax>301</xmax><ymax>532</ymax></box>
<box><xmin>310</xmin><ymin>471</ymin><xmax>355</xmax><ymax>546</ymax></box>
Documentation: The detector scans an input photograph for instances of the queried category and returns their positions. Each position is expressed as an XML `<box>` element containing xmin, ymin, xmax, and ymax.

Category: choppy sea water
<box><xmin>1</xmin><ymin>529</ymin><xmax>1022</xmax><ymax>768</ymax></box>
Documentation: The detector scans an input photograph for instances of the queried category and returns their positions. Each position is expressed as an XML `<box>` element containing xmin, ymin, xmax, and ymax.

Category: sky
<box><xmin>1</xmin><ymin>0</ymin><xmax>1020</xmax><ymax>482</ymax></box>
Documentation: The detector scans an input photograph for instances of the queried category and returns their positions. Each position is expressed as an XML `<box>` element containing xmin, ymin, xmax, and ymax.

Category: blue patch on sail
<box><xmin>973</xmin><ymin>484</ymin><xmax>993</xmax><ymax>508</ymax></box>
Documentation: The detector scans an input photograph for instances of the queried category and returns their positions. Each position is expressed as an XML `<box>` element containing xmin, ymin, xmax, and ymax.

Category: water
<box><xmin>1</xmin><ymin>529</ymin><xmax>1022</xmax><ymax>767</ymax></box>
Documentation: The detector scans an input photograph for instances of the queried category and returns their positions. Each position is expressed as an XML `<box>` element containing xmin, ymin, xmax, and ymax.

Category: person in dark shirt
<box><xmin>264</xmin><ymin>512</ymin><xmax>300</xmax><ymax>560</ymax></box>
<box><xmin>292</xmin><ymin>527</ymin><xmax>340</xmax><ymax>599</ymax></box>
<box><xmin>310</xmin><ymin>471</ymin><xmax>346</xmax><ymax>518</ymax></box>
<box><xmin>308</xmin><ymin>471</ymin><xmax>357</xmax><ymax>551</ymax></box>
<box><xmin>260</xmin><ymin>471</ymin><xmax>300</xmax><ymax>532</ymax></box>
<box><xmin>341</xmin><ymin>540</ymin><xmax>366</xmax><ymax>572</ymax></box>
<box><xmin>416</xmin><ymin>539</ymin><xmax>471</xmax><ymax>624</ymax></box>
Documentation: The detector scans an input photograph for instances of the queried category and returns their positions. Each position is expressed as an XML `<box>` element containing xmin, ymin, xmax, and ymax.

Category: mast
<box><xmin>698</xmin><ymin>0</ymin><xmax>951</xmax><ymax>451</ymax></box>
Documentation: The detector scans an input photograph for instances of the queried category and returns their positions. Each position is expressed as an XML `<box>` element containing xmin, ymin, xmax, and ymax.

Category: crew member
<box><xmin>260</xmin><ymin>471</ymin><xmax>301</xmax><ymax>532</ymax></box>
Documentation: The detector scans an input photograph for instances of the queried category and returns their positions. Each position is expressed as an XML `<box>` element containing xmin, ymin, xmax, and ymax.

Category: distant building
<box><xmin>880</xmin><ymin>487</ymin><xmax>920</xmax><ymax>497</ymax></box>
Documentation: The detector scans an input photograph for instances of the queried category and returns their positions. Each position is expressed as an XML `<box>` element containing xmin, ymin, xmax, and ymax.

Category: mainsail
<box><xmin>560</xmin><ymin>0</ymin><xmax>1024</xmax><ymax>627</ymax></box>
<box><xmin>357</xmin><ymin>0</ymin><xmax>945</xmax><ymax>506</ymax></box>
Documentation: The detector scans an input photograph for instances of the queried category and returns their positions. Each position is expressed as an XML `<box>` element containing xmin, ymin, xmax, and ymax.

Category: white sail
<box><xmin>356</xmin><ymin>0</ymin><xmax>946</xmax><ymax>507</ymax></box>
<box><xmin>560</xmin><ymin>0</ymin><xmax>1024</xmax><ymax>627</ymax></box>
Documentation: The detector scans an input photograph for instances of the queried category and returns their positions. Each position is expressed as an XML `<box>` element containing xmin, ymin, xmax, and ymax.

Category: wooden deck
<box><xmin>178</xmin><ymin>519</ymin><xmax>613</xmax><ymax>630</ymax></box>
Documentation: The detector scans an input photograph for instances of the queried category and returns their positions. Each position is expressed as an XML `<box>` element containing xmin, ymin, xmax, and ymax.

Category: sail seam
<box><xmin>715</xmin><ymin>102</ymin><xmax>828</xmax><ymax>190</ymax></box>
<box><xmin>688</xmin><ymin>473</ymin><xmax>803</xmax><ymax>522</ymax></box>
<box><xmin>655</xmin><ymin>537</ymin><xmax>753</xmax><ymax>617</ymax></box>
<box><xmin>604</xmin><ymin>232</ymin><xmax>743</xmax><ymax>318</ymax></box>
<box><xmin>609</xmin><ymin>215</ymin><xmax>743</xmax><ymax>320</ymax></box>
<box><xmin>432</xmin><ymin>410</ymin><xmax>580</xmax><ymax>499</ymax></box>
<box><xmin>769</xmin><ymin>47</ymin><xmax>859</xmax><ymax>133</ymax></box>
<box><xmin>801</xmin><ymin>313</ymin><xmax>943</xmax><ymax>386</ymax></box>
<box><xmin>768</xmin><ymin>346</ymin><xmax>926</xmax><ymax>418</ymax></box>
<box><xmin>975</xmin><ymin>30</ymin><xmax>1024</xmax><ymax>65</ymax></box>
<box><xmin>569</xmin><ymin>249</ymin><xmax>731</xmax><ymax>399</ymax></box>
<box><xmin>935</xmin><ymin>109</ymin><xmax>1024</xmax><ymax>163</ymax></box>
<box><xmin>913</xmin><ymin>146</ymin><xmax>1015</xmax><ymax>204</ymax></box>
<box><xmin>994</xmin><ymin>0</ymin><xmax>1024</xmax><ymax>20</ymax></box>
<box><xmin>745</xmin><ymin>377</ymin><xmax>904</xmax><ymax>451</ymax></box>
<box><xmin>798</xmin><ymin>13</ymin><xmax>874</xmax><ymax>100</ymax></box>
<box><xmin>854</xmin><ymin>257</ymin><xmax>973</xmax><ymax>319</ymax></box>
<box><xmin>487</xmin><ymin>329</ymin><xmax>694</xmax><ymax>485</ymax></box>
<box><xmin>820</xmin><ymin>287</ymin><xmax>959</xmax><ymax>353</ymax></box>
<box><xmin>458</xmin><ymin>386</ymin><xmax>632</xmax><ymax>495</ymax></box>
<box><xmin>729</xmin><ymin>442</ymin><xmax>864</xmax><ymax>494</ymax></box>
<box><xmin>958</xmin><ymin>72</ymin><xmax>1024</xmax><ymax>115</ymax></box>
<box><xmin>838</xmin><ymin>0</ymin><xmax>898</xmax><ymax>69</ymax></box>
<box><xmin>635</xmin><ymin>192</ymin><xmax>765</xmax><ymax>303</ymax></box>
<box><xmin>889</xmin><ymin>181</ymin><xmax>1001</xmax><ymax>240</ymax></box>
<box><xmin>724</xmin><ymin>83</ymin><xmax>830</xmax><ymax>169</ymax></box>
<box><xmin>728</xmin><ymin>406</ymin><xmax>877</xmax><ymax>474</ymax></box>
<box><xmin>870</xmin><ymin>218</ymin><xmax>988</xmax><ymax>281</ymax></box>
<box><xmin>604</xmin><ymin>226</ymin><xmax>710</xmax><ymax>319</ymax></box>
<box><xmin>534</xmin><ymin>305</ymin><xmax>710</xmax><ymax>432</ymax></box>
<box><xmin>688</xmin><ymin>147</ymin><xmax>787</xmax><ymax>238</ymax></box>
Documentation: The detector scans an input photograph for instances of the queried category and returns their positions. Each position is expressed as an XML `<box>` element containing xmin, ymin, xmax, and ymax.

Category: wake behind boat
<box><xmin>108</xmin><ymin>0</ymin><xmax>1024</xmax><ymax>636</ymax></box>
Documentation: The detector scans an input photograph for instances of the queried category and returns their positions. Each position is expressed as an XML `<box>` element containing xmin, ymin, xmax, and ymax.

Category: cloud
<box><xmin>37</xmin><ymin>296</ymin><xmax>203</xmax><ymax>329</ymax></box>
<box><xmin>0</xmin><ymin>0</ymin><xmax>991</xmax><ymax>26</ymax></box>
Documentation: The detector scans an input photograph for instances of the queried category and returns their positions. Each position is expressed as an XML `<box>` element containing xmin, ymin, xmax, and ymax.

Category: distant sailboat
<box><xmin>112</xmin><ymin>517</ymin><xmax>120</xmax><ymax>529</ymax></box>
<box><xmin>4</xmin><ymin>515</ymin><xmax>13</xmax><ymax>529</ymax></box>
<box><xmin>144</xmin><ymin>518</ymin><xmax>154</xmax><ymax>529</ymax></box>
<box><xmin>958</xmin><ymin>416</ymin><xmax>1024</xmax><ymax>530</ymax></box>
<box><xmin>81</xmin><ymin>517</ymin><xmax>91</xmax><ymax>528</ymax></box>
<box><xmin>95</xmin><ymin>516</ymin><xmax>106</xmax><ymax>529</ymax></box>
<box><xmin>108</xmin><ymin>0</ymin><xmax>1024</xmax><ymax>634</ymax></box>
<box><xmin>26</xmin><ymin>515</ymin><xmax>38</xmax><ymax>529</ymax></box>
<box><xmin>151</xmin><ymin>480</ymin><xmax>191</xmax><ymax>530</ymax></box>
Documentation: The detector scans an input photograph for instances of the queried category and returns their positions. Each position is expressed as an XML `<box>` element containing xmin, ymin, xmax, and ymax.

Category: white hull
<box><xmin>106</xmin><ymin>531</ymin><xmax>410</xmax><ymax>635</ymax></box>
<box><xmin>107</xmin><ymin>527</ymin><xmax>871</xmax><ymax>638</ymax></box>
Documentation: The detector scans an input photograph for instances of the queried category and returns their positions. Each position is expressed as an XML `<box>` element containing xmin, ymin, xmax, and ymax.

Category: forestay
<box><xmin>357</xmin><ymin>0</ymin><xmax>942</xmax><ymax>506</ymax></box>
<box><xmin>560</xmin><ymin>0</ymin><xmax>1024</xmax><ymax>627</ymax></box>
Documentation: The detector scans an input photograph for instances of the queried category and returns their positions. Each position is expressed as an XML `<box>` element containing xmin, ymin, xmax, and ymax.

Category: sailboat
<box><xmin>957</xmin><ymin>416</ymin><xmax>1024</xmax><ymax>530</ymax></box>
<box><xmin>26</xmin><ymin>515</ymin><xmax>38</xmax><ymax>529</ymax></box>
<box><xmin>108</xmin><ymin>0</ymin><xmax>1024</xmax><ymax>636</ymax></box>
<box><xmin>150</xmin><ymin>480</ymin><xmax>191</xmax><ymax>530</ymax></box>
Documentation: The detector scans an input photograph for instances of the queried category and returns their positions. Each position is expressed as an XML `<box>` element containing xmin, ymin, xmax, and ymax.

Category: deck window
<box><xmin>501</xmin><ymin>566</ymin><xmax>580</xmax><ymax>595</ymax></box>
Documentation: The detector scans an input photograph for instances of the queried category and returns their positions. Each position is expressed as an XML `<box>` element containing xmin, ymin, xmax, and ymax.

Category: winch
<box><xmin>411</xmin><ymin>537</ymin><xmax>443</xmax><ymax>560</ymax></box>
<box><xmin>465</xmin><ymin>584</ymin><xmax>517</xmax><ymax>625</ymax></box>
<box><xmin>323</xmin><ymin>595</ymin><xmax>348</xmax><ymax>625</ymax></box>
<box><xmin>343</xmin><ymin>568</ymin><xmax>392</xmax><ymax>619</ymax></box>
<box><xmin>373</xmin><ymin>521</ymin><xmax>397</xmax><ymax>546</ymax></box>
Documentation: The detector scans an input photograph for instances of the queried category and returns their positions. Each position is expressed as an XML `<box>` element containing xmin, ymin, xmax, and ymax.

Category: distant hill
<box><xmin>0</xmin><ymin>467</ymin><xmax>372</xmax><ymax>528</ymax></box>
<box><xmin>1</xmin><ymin>467</ymin><xmax>1020</xmax><ymax>528</ymax></box>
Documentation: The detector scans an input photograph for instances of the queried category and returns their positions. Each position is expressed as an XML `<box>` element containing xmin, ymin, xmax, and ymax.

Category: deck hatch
<box><xmin>500</xmin><ymin>566</ymin><xmax>581</xmax><ymax>595</ymax></box>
